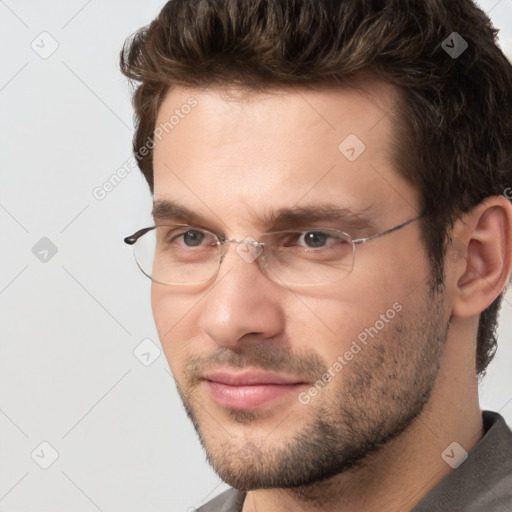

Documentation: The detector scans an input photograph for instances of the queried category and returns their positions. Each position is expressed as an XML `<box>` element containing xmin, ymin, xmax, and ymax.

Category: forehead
<box><xmin>151</xmin><ymin>80</ymin><xmax>417</xmax><ymax>231</ymax></box>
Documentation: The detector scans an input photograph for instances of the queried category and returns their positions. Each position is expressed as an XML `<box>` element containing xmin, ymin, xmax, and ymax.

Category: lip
<box><xmin>203</xmin><ymin>369</ymin><xmax>305</xmax><ymax>386</ymax></box>
<box><xmin>203</xmin><ymin>370</ymin><xmax>307</xmax><ymax>410</ymax></box>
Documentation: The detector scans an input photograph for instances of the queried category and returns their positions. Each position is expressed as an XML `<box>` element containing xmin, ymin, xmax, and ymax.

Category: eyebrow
<box><xmin>151</xmin><ymin>199</ymin><xmax>377</xmax><ymax>234</ymax></box>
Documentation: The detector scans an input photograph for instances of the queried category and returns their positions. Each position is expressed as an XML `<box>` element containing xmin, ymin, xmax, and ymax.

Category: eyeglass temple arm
<box><xmin>124</xmin><ymin>216</ymin><xmax>422</xmax><ymax>246</ymax></box>
<box><xmin>124</xmin><ymin>226</ymin><xmax>156</xmax><ymax>245</ymax></box>
<box><xmin>352</xmin><ymin>216</ymin><xmax>422</xmax><ymax>245</ymax></box>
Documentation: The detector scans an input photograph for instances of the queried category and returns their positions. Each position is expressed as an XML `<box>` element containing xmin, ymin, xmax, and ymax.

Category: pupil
<box><xmin>305</xmin><ymin>232</ymin><xmax>327</xmax><ymax>248</ymax></box>
<box><xmin>183</xmin><ymin>230</ymin><xmax>204</xmax><ymax>246</ymax></box>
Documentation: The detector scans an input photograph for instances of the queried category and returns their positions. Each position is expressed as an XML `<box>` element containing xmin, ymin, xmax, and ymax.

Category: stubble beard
<box><xmin>173</xmin><ymin>286</ymin><xmax>449</xmax><ymax>493</ymax></box>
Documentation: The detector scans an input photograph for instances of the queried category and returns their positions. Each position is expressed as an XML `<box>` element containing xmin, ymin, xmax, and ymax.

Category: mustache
<box><xmin>184</xmin><ymin>343</ymin><xmax>328</xmax><ymax>385</ymax></box>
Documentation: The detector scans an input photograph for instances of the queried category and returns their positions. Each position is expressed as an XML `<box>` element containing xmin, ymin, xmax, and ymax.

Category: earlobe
<box><xmin>451</xmin><ymin>196</ymin><xmax>512</xmax><ymax>318</ymax></box>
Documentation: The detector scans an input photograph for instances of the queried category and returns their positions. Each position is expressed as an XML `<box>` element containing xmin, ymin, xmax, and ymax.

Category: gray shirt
<box><xmin>196</xmin><ymin>410</ymin><xmax>512</xmax><ymax>511</ymax></box>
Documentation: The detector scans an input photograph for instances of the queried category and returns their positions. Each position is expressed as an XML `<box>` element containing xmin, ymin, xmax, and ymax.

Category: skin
<box><xmin>149</xmin><ymin>80</ymin><xmax>512</xmax><ymax>512</ymax></box>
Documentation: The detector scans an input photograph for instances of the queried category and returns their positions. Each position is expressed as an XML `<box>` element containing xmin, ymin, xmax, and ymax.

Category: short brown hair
<box><xmin>120</xmin><ymin>0</ymin><xmax>512</xmax><ymax>375</ymax></box>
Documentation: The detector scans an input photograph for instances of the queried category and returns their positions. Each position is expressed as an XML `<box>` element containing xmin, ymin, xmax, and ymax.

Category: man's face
<box><xmin>150</xmin><ymin>82</ymin><xmax>451</xmax><ymax>489</ymax></box>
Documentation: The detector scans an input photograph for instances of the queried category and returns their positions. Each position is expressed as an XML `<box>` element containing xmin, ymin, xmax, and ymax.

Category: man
<box><xmin>120</xmin><ymin>0</ymin><xmax>512</xmax><ymax>510</ymax></box>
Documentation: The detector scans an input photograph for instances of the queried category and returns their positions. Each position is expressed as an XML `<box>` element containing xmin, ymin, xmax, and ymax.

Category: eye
<box><xmin>179</xmin><ymin>229</ymin><xmax>206</xmax><ymax>247</ymax></box>
<box><xmin>301</xmin><ymin>231</ymin><xmax>330</xmax><ymax>248</ymax></box>
<box><xmin>159</xmin><ymin>227</ymin><xmax>216</xmax><ymax>248</ymax></box>
<box><xmin>282</xmin><ymin>230</ymin><xmax>337</xmax><ymax>249</ymax></box>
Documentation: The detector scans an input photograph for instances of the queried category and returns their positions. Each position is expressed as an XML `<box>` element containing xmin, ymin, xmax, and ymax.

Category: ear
<box><xmin>449</xmin><ymin>195</ymin><xmax>512</xmax><ymax>318</ymax></box>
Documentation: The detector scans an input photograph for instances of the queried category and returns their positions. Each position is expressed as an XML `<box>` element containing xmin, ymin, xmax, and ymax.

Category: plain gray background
<box><xmin>1</xmin><ymin>1</ymin><xmax>511</xmax><ymax>511</ymax></box>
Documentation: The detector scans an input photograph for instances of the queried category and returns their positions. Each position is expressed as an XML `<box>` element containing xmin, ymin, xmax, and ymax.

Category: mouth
<box><xmin>202</xmin><ymin>369</ymin><xmax>308</xmax><ymax>411</ymax></box>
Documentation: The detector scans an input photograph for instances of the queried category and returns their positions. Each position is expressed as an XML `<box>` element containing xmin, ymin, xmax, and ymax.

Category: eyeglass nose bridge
<box><xmin>217</xmin><ymin>237</ymin><xmax>268</xmax><ymax>266</ymax></box>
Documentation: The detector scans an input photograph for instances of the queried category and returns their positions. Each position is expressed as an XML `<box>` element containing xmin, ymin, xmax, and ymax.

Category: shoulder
<box><xmin>413</xmin><ymin>410</ymin><xmax>512</xmax><ymax>511</ymax></box>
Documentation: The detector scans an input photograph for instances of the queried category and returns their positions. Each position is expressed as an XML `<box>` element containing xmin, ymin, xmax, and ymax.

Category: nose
<box><xmin>198</xmin><ymin>239</ymin><xmax>285</xmax><ymax>349</ymax></box>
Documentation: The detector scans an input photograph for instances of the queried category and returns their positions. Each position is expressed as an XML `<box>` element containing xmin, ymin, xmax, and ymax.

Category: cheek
<box><xmin>151</xmin><ymin>284</ymin><xmax>197</xmax><ymax>331</ymax></box>
<box><xmin>151</xmin><ymin>283</ymin><xmax>172</xmax><ymax>336</ymax></box>
<box><xmin>286</xmin><ymin>274</ymin><xmax>409</xmax><ymax>362</ymax></box>
<box><xmin>150</xmin><ymin>285</ymin><xmax>199</xmax><ymax>372</ymax></box>
<box><xmin>349</xmin><ymin>234</ymin><xmax>430</xmax><ymax>307</ymax></box>
<box><xmin>150</xmin><ymin>284</ymin><xmax>171</xmax><ymax>338</ymax></box>
<box><xmin>282</xmin><ymin>293</ymin><xmax>374</xmax><ymax>367</ymax></box>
